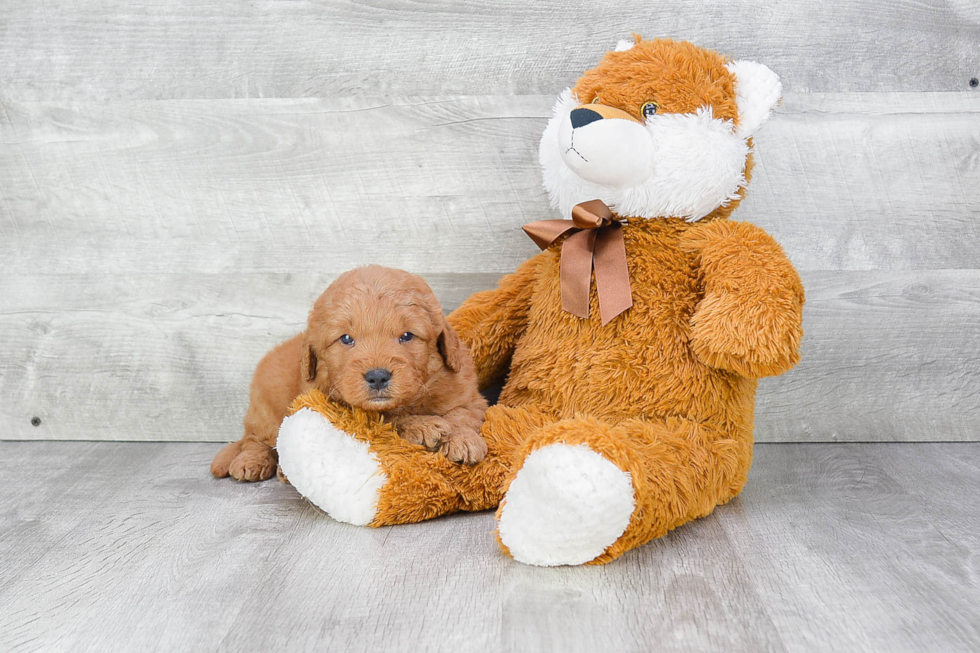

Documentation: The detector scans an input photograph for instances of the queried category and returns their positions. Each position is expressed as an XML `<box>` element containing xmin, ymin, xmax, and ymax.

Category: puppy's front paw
<box><xmin>396</xmin><ymin>415</ymin><xmax>451</xmax><ymax>451</ymax></box>
<box><xmin>440</xmin><ymin>429</ymin><xmax>488</xmax><ymax>465</ymax></box>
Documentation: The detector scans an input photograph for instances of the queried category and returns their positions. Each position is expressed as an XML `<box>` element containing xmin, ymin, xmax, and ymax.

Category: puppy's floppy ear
<box><xmin>437</xmin><ymin>319</ymin><xmax>465</xmax><ymax>373</ymax></box>
<box><xmin>302</xmin><ymin>342</ymin><xmax>318</xmax><ymax>383</ymax></box>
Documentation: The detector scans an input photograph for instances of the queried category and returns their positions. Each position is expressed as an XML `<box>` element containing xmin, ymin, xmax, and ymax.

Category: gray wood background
<box><xmin>1</xmin><ymin>1</ymin><xmax>979</xmax><ymax>442</ymax></box>
<box><xmin>3</xmin><ymin>441</ymin><xmax>980</xmax><ymax>652</ymax></box>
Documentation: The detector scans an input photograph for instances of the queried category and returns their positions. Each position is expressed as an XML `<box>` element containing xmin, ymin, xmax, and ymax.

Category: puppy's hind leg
<box><xmin>227</xmin><ymin>438</ymin><xmax>279</xmax><ymax>482</ymax></box>
<box><xmin>219</xmin><ymin>335</ymin><xmax>301</xmax><ymax>482</ymax></box>
<box><xmin>211</xmin><ymin>436</ymin><xmax>279</xmax><ymax>482</ymax></box>
<box><xmin>214</xmin><ymin>399</ymin><xmax>283</xmax><ymax>482</ymax></box>
<box><xmin>210</xmin><ymin>440</ymin><xmax>243</xmax><ymax>478</ymax></box>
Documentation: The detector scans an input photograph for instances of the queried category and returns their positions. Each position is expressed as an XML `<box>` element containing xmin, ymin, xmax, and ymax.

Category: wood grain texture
<box><xmin>1</xmin><ymin>93</ymin><xmax>978</xmax><ymax>277</ymax></box>
<box><xmin>2</xmin><ymin>25</ymin><xmax>978</xmax><ymax>444</ymax></box>
<box><xmin>1</xmin><ymin>441</ymin><xmax>978</xmax><ymax>652</ymax></box>
<box><xmin>721</xmin><ymin>443</ymin><xmax>980</xmax><ymax>652</ymax></box>
<box><xmin>2</xmin><ymin>270</ymin><xmax>978</xmax><ymax>442</ymax></box>
<box><xmin>1</xmin><ymin>0</ymin><xmax>978</xmax><ymax>101</ymax></box>
<box><xmin>755</xmin><ymin>269</ymin><xmax>980</xmax><ymax>443</ymax></box>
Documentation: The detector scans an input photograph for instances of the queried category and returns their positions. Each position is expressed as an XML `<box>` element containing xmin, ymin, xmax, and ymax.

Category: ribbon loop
<box><xmin>522</xmin><ymin>199</ymin><xmax>633</xmax><ymax>326</ymax></box>
<box><xmin>571</xmin><ymin>199</ymin><xmax>615</xmax><ymax>230</ymax></box>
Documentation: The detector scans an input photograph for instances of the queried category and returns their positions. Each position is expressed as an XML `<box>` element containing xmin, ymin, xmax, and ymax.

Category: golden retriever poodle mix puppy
<box><xmin>211</xmin><ymin>265</ymin><xmax>488</xmax><ymax>482</ymax></box>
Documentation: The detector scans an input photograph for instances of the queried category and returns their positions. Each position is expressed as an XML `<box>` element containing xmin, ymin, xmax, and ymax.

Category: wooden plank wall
<box><xmin>1</xmin><ymin>1</ymin><xmax>978</xmax><ymax>442</ymax></box>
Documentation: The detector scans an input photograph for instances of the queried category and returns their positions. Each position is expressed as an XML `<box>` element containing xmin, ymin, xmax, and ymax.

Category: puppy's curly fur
<box><xmin>211</xmin><ymin>266</ymin><xmax>488</xmax><ymax>482</ymax></box>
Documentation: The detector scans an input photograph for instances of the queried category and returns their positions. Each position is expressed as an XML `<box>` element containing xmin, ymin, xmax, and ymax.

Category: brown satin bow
<box><xmin>523</xmin><ymin>199</ymin><xmax>632</xmax><ymax>326</ymax></box>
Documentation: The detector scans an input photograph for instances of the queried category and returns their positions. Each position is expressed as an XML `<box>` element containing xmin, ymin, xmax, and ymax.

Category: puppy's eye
<box><xmin>641</xmin><ymin>101</ymin><xmax>659</xmax><ymax>118</ymax></box>
<box><xmin>398</xmin><ymin>332</ymin><xmax>415</xmax><ymax>343</ymax></box>
<box><xmin>339</xmin><ymin>334</ymin><xmax>354</xmax><ymax>346</ymax></box>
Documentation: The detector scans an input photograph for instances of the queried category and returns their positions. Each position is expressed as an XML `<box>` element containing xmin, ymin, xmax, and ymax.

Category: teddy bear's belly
<box><xmin>499</xmin><ymin>250</ymin><xmax>749</xmax><ymax>424</ymax></box>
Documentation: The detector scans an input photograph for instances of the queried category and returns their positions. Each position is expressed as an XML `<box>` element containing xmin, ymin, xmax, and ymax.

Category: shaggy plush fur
<box><xmin>211</xmin><ymin>265</ymin><xmax>487</xmax><ymax>482</ymax></box>
<box><xmin>279</xmin><ymin>37</ymin><xmax>804</xmax><ymax>566</ymax></box>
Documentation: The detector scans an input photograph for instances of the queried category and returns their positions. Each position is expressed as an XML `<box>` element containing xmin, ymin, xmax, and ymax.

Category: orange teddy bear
<box><xmin>277</xmin><ymin>36</ymin><xmax>804</xmax><ymax>566</ymax></box>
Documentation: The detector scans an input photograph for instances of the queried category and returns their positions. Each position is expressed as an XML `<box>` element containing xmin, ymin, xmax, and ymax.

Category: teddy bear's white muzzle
<box><xmin>558</xmin><ymin>115</ymin><xmax>653</xmax><ymax>189</ymax></box>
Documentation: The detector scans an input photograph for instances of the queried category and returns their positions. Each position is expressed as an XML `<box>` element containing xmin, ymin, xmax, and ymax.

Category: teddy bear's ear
<box><xmin>613</xmin><ymin>33</ymin><xmax>641</xmax><ymax>52</ymax></box>
<box><xmin>725</xmin><ymin>60</ymin><xmax>782</xmax><ymax>139</ymax></box>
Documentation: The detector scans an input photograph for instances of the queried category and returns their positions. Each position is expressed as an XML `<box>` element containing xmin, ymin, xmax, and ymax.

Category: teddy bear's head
<box><xmin>539</xmin><ymin>36</ymin><xmax>781</xmax><ymax>222</ymax></box>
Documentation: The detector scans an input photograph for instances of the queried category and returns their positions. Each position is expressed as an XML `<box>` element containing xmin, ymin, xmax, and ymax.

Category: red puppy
<box><xmin>211</xmin><ymin>266</ymin><xmax>488</xmax><ymax>482</ymax></box>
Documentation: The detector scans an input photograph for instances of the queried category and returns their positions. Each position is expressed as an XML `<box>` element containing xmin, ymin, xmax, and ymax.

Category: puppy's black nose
<box><xmin>364</xmin><ymin>368</ymin><xmax>392</xmax><ymax>391</ymax></box>
<box><xmin>570</xmin><ymin>107</ymin><xmax>603</xmax><ymax>129</ymax></box>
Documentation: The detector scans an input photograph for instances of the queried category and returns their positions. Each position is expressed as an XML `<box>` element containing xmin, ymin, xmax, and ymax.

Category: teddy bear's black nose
<box><xmin>364</xmin><ymin>368</ymin><xmax>392</xmax><ymax>391</ymax></box>
<box><xmin>570</xmin><ymin>107</ymin><xmax>604</xmax><ymax>129</ymax></box>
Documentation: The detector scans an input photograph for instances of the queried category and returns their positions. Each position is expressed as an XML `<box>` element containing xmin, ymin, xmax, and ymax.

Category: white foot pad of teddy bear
<box><xmin>277</xmin><ymin>408</ymin><xmax>386</xmax><ymax>526</ymax></box>
<box><xmin>497</xmin><ymin>443</ymin><xmax>636</xmax><ymax>566</ymax></box>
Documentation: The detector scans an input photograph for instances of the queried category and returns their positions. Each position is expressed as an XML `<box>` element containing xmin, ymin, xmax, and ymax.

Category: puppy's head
<box><xmin>303</xmin><ymin>265</ymin><xmax>465</xmax><ymax>412</ymax></box>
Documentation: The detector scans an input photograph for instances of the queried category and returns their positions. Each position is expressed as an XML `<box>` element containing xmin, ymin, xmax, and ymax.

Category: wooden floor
<box><xmin>1</xmin><ymin>442</ymin><xmax>979</xmax><ymax>652</ymax></box>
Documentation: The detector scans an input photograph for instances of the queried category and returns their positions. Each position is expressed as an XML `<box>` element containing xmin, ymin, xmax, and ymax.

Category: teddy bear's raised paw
<box><xmin>277</xmin><ymin>408</ymin><xmax>387</xmax><ymax>526</ymax></box>
<box><xmin>689</xmin><ymin>291</ymin><xmax>802</xmax><ymax>379</ymax></box>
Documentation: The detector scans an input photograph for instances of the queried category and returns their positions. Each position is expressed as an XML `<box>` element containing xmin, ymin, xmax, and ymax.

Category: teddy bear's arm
<box><xmin>448</xmin><ymin>253</ymin><xmax>545</xmax><ymax>389</ymax></box>
<box><xmin>681</xmin><ymin>220</ymin><xmax>805</xmax><ymax>379</ymax></box>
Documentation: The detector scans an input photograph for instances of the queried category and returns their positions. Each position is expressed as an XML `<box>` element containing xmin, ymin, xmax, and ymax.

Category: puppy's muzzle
<box><xmin>364</xmin><ymin>368</ymin><xmax>392</xmax><ymax>391</ymax></box>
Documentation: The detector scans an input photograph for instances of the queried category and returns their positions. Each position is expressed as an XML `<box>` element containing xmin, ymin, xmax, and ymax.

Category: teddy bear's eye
<box><xmin>641</xmin><ymin>101</ymin><xmax>659</xmax><ymax>118</ymax></box>
<box><xmin>592</xmin><ymin>95</ymin><xmax>601</xmax><ymax>104</ymax></box>
<box><xmin>339</xmin><ymin>334</ymin><xmax>354</xmax><ymax>346</ymax></box>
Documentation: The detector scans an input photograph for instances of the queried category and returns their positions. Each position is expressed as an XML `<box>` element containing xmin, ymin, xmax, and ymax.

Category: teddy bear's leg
<box><xmin>495</xmin><ymin>417</ymin><xmax>637</xmax><ymax>566</ymax></box>
<box><xmin>368</xmin><ymin>403</ymin><xmax>556</xmax><ymax>525</ymax></box>
<box><xmin>277</xmin><ymin>389</ymin><xmax>554</xmax><ymax>526</ymax></box>
<box><xmin>496</xmin><ymin>415</ymin><xmax>751</xmax><ymax>566</ymax></box>
<box><xmin>277</xmin><ymin>406</ymin><xmax>389</xmax><ymax>525</ymax></box>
